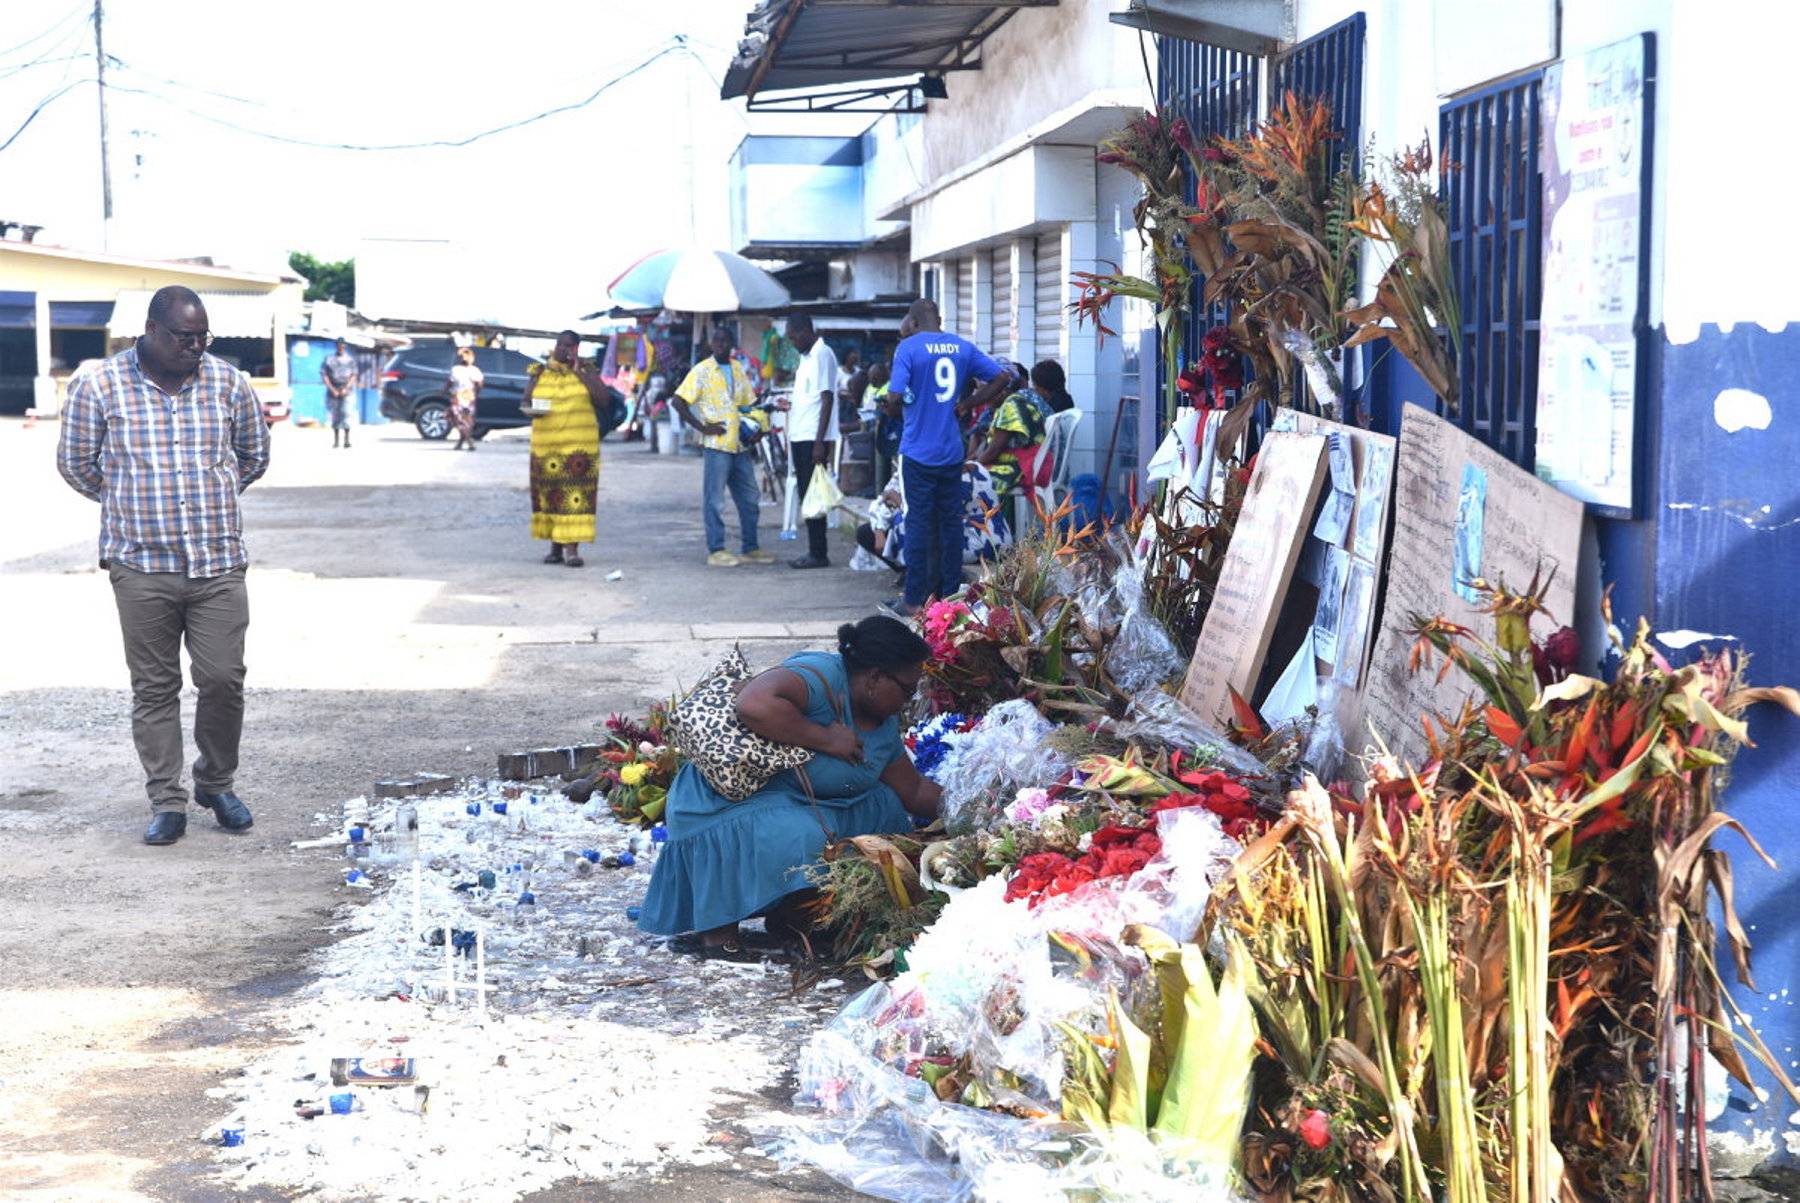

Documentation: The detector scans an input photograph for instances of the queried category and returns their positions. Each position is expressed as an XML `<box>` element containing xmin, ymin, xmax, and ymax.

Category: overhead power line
<box><xmin>104</xmin><ymin>39</ymin><xmax>689</xmax><ymax>152</ymax></box>
<box><xmin>0</xmin><ymin>3</ymin><xmax>87</xmax><ymax>63</ymax></box>
<box><xmin>0</xmin><ymin>77</ymin><xmax>91</xmax><ymax>154</ymax></box>
<box><xmin>111</xmin><ymin>59</ymin><xmax>265</xmax><ymax>107</ymax></box>
<box><xmin>0</xmin><ymin>50</ymin><xmax>91</xmax><ymax>83</ymax></box>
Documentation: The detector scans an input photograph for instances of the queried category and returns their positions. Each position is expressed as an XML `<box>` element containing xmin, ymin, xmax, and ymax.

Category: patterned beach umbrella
<box><xmin>605</xmin><ymin>248</ymin><xmax>790</xmax><ymax>313</ymax></box>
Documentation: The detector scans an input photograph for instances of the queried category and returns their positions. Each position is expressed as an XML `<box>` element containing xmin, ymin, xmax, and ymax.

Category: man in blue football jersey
<box><xmin>882</xmin><ymin>299</ymin><xmax>1010</xmax><ymax>615</ymax></box>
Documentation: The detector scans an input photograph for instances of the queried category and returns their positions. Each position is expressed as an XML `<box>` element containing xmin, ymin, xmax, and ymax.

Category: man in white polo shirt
<box><xmin>784</xmin><ymin>311</ymin><xmax>840</xmax><ymax>569</ymax></box>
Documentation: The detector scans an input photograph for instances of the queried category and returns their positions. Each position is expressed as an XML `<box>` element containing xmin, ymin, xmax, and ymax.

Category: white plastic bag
<box><xmin>801</xmin><ymin>469</ymin><xmax>845</xmax><ymax>519</ymax></box>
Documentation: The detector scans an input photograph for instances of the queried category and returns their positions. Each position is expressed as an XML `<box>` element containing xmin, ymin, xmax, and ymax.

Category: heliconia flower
<box><xmin>1299</xmin><ymin>1108</ymin><xmax>1332</xmax><ymax>1150</ymax></box>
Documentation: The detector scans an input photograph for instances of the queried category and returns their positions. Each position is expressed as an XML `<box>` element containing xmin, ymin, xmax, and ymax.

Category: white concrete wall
<box><xmin>864</xmin><ymin>0</ymin><xmax>1159</xmax><ymax>489</ymax></box>
<box><xmin>1231</xmin><ymin>0</ymin><xmax>1793</xmax><ymax>341</ymax></box>
<box><xmin>861</xmin><ymin>115</ymin><xmax>927</xmax><ymax>231</ymax></box>
<box><xmin>910</xmin><ymin>144</ymin><xmax>1098</xmax><ymax>262</ymax></box>
<box><xmin>836</xmin><ymin>248</ymin><xmax>909</xmax><ymax>299</ymax></box>
<box><xmin>914</xmin><ymin>0</ymin><xmax>1147</xmax><ymax>182</ymax></box>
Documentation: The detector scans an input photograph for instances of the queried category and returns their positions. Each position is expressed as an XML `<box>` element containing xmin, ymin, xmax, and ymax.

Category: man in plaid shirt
<box><xmin>57</xmin><ymin>285</ymin><xmax>271</xmax><ymax>846</ymax></box>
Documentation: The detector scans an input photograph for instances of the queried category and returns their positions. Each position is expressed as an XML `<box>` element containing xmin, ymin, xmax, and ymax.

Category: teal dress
<box><xmin>638</xmin><ymin>650</ymin><xmax>911</xmax><ymax>935</ymax></box>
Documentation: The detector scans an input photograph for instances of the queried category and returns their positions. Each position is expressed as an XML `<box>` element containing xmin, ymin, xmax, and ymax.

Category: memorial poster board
<box><xmin>1362</xmin><ymin>403</ymin><xmax>1584</xmax><ymax>769</ymax></box>
<box><xmin>1180</xmin><ymin>431</ymin><xmax>1329</xmax><ymax>725</ymax></box>
<box><xmin>1534</xmin><ymin>34</ymin><xmax>1651</xmax><ymax>513</ymax></box>
<box><xmin>1269</xmin><ymin>410</ymin><xmax>1399</xmax><ymax>690</ymax></box>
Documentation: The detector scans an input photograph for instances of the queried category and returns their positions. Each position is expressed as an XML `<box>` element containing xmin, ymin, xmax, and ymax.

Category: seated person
<box><xmin>856</xmin><ymin>480</ymin><xmax>906</xmax><ymax>576</ymax></box>
<box><xmin>857</xmin><ymin>464</ymin><xmax>1009</xmax><ymax>577</ymax></box>
<box><xmin>971</xmin><ymin>374</ymin><xmax>1054</xmax><ymax>500</ymax></box>
<box><xmin>637</xmin><ymin>616</ymin><xmax>942</xmax><ymax>958</ymax></box>
<box><xmin>959</xmin><ymin>361</ymin><xmax>1026</xmax><ymax>459</ymax></box>
<box><xmin>1030</xmin><ymin>358</ymin><xmax>1076</xmax><ymax>413</ymax></box>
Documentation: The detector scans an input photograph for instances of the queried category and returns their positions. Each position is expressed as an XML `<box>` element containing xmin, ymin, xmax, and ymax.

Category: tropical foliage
<box><xmin>1082</xmin><ymin>97</ymin><xmax>1459</xmax><ymax>424</ymax></box>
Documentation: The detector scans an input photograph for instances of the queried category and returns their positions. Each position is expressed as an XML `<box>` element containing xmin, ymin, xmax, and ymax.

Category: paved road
<box><xmin>0</xmin><ymin>416</ymin><xmax>889</xmax><ymax>1202</ymax></box>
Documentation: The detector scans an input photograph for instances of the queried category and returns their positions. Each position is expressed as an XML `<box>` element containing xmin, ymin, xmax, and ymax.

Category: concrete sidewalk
<box><xmin>0</xmin><ymin>417</ymin><xmax>885</xmax><ymax>1202</ymax></box>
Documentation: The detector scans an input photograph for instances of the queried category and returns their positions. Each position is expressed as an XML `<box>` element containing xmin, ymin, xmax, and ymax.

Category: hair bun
<box><xmin>836</xmin><ymin>622</ymin><xmax>858</xmax><ymax>657</ymax></box>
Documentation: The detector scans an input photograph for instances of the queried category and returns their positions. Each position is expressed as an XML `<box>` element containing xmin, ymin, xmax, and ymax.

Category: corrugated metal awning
<box><xmin>721</xmin><ymin>0</ymin><xmax>1055</xmax><ymax>104</ymax></box>
<box><xmin>109</xmin><ymin>289</ymin><xmax>285</xmax><ymax>339</ymax></box>
<box><xmin>51</xmin><ymin>300</ymin><xmax>114</xmax><ymax>327</ymax></box>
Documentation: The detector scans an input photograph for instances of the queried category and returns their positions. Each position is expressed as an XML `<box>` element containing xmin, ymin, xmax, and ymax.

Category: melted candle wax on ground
<box><xmin>208</xmin><ymin>781</ymin><xmax>848</xmax><ymax>1202</ymax></box>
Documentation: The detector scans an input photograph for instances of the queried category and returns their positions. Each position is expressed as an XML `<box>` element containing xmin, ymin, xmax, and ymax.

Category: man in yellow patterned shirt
<box><xmin>671</xmin><ymin>326</ymin><xmax>773</xmax><ymax>567</ymax></box>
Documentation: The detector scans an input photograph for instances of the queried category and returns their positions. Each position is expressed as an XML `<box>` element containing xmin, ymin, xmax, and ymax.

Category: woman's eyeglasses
<box><xmin>881</xmin><ymin>669</ymin><xmax>923</xmax><ymax>699</ymax></box>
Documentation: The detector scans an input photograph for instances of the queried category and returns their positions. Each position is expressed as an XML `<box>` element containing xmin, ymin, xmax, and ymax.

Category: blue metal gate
<box><xmin>1439</xmin><ymin>73</ymin><xmax>1544</xmax><ymax>466</ymax></box>
<box><xmin>1157</xmin><ymin>35</ymin><xmax>1260</xmax><ymax>366</ymax></box>
<box><xmin>1271</xmin><ymin>13</ymin><xmax>1366</xmax><ymax>178</ymax></box>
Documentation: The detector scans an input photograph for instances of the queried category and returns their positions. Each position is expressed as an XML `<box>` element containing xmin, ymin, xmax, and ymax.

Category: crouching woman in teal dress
<box><xmin>638</xmin><ymin>615</ymin><xmax>941</xmax><ymax>957</ymax></box>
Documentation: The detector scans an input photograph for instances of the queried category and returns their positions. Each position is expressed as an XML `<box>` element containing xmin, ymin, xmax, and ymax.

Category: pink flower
<box><xmin>1004</xmin><ymin>788</ymin><xmax>1055</xmax><ymax>824</ymax></box>
<box><xmin>1299</xmin><ymin>1109</ymin><xmax>1332</xmax><ymax>1150</ymax></box>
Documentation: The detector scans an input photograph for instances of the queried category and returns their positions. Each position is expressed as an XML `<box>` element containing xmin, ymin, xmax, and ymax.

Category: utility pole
<box><xmin>94</xmin><ymin>0</ymin><xmax>113</xmax><ymax>246</ymax></box>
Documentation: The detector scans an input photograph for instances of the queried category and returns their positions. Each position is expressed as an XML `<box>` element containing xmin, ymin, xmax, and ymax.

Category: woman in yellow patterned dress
<box><xmin>523</xmin><ymin>330</ymin><xmax>605</xmax><ymax>567</ymax></box>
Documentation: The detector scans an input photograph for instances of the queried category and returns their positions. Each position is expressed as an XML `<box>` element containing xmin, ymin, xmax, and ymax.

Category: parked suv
<box><xmin>379</xmin><ymin>344</ymin><xmax>541</xmax><ymax>440</ymax></box>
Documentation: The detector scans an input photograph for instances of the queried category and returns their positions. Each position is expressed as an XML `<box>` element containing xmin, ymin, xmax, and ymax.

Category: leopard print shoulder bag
<box><xmin>665</xmin><ymin>647</ymin><xmax>843</xmax><ymax>802</ymax></box>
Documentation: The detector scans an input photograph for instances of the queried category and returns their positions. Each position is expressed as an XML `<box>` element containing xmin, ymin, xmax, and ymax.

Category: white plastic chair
<box><xmin>1009</xmin><ymin>407</ymin><xmax>1083</xmax><ymax>535</ymax></box>
<box><xmin>1040</xmin><ymin>408</ymin><xmax>1083</xmax><ymax>513</ymax></box>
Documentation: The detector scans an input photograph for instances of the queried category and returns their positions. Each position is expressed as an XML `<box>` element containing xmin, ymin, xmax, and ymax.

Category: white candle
<box><xmin>475</xmin><ymin>927</ymin><xmax>487</xmax><ymax>1017</ymax></box>
<box><xmin>411</xmin><ymin>861</ymin><xmax>423</xmax><ymax>939</ymax></box>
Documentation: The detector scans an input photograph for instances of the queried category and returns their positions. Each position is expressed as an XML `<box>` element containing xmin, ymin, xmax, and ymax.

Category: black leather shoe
<box><xmin>195</xmin><ymin>790</ymin><xmax>254</xmax><ymax>831</ymax></box>
<box><xmin>144</xmin><ymin>812</ymin><xmax>187</xmax><ymax>845</ymax></box>
<box><xmin>788</xmin><ymin>554</ymin><xmax>830</xmax><ymax>569</ymax></box>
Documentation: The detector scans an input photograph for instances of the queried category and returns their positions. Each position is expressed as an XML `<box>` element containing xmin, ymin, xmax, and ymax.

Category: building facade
<box><xmin>0</xmin><ymin>238</ymin><xmax>304</xmax><ymax>418</ymax></box>
<box><xmin>1153</xmin><ymin>0</ymin><xmax>1798</xmax><ymax>1173</ymax></box>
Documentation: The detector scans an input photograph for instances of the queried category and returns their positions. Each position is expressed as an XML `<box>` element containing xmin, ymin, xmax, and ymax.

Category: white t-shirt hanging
<box><xmin>788</xmin><ymin>338</ymin><xmax>840</xmax><ymax>444</ymax></box>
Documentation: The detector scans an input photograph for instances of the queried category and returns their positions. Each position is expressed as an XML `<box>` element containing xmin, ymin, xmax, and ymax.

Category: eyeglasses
<box><xmin>162</xmin><ymin>327</ymin><xmax>214</xmax><ymax>349</ymax></box>
<box><xmin>881</xmin><ymin>669</ymin><xmax>923</xmax><ymax>699</ymax></box>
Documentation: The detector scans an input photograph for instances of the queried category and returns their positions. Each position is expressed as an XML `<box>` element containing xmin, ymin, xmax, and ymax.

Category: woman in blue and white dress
<box><xmin>638</xmin><ymin>616</ymin><xmax>941</xmax><ymax>958</ymax></box>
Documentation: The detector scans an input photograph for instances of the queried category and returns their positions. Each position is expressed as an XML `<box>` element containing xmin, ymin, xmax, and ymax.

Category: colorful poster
<box><xmin>1534</xmin><ymin>34</ymin><xmax>1651</xmax><ymax>512</ymax></box>
<box><xmin>1453</xmin><ymin>463</ymin><xmax>1487</xmax><ymax>603</ymax></box>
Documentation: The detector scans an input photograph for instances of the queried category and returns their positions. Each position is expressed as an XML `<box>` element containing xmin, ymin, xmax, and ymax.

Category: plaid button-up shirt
<box><xmin>56</xmin><ymin>346</ymin><xmax>271</xmax><ymax>577</ymax></box>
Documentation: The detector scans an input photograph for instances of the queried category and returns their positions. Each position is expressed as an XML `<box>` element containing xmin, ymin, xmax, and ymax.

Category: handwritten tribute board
<box><xmin>1362</xmin><ymin>404</ymin><xmax>1584</xmax><ymax>768</ymax></box>
<box><xmin>1181</xmin><ymin>430</ymin><xmax>1328</xmax><ymax>724</ymax></box>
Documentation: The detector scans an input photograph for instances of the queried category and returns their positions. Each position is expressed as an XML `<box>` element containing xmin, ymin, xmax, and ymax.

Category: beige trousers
<box><xmin>108</xmin><ymin>564</ymin><xmax>250</xmax><ymax>814</ymax></box>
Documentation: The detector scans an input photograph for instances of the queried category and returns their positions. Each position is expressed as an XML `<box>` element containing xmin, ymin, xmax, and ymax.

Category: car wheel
<box><xmin>471</xmin><ymin>426</ymin><xmax>491</xmax><ymax>441</ymax></box>
<box><xmin>414</xmin><ymin>400</ymin><xmax>451</xmax><ymax>440</ymax></box>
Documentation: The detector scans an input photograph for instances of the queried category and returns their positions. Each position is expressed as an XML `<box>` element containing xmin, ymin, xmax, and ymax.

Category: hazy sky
<box><xmin>1</xmin><ymin>0</ymin><xmax>860</xmax><ymax>328</ymax></box>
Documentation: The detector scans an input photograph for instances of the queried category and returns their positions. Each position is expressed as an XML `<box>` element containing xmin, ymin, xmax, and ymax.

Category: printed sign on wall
<box><xmin>1534</xmin><ymin>33</ymin><xmax>1652</xmax><ymax>513</ymax></box>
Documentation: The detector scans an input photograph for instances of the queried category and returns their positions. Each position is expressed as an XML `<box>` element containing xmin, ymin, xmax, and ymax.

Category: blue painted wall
<box><xmin>1367</xmin><ymin>322</ymin><xmax>1800</xmax><ymax>1152</ymax></box>
<box><xmin>287</xmin><ymin>336</ymin><xmax>384</xmax><ymax>426</ymax></box>
<box><xmin>1652</xmin><ymin>324</ymin><xmax>1800</xmax><ymax>1136</ymax></box>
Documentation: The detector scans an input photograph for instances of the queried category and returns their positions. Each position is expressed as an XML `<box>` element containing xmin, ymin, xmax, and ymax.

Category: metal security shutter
<box><xmin>954</xmin><ymin>257</ymin><xmax>975</xmax><ymax>340</ymax></box>
<box><xmin>1034</xmin><ymin>232</ymin><xmax>1062</xmax><ymax>367</ymax></box>
<box><xmin>991</xmin><ymin>245</ymin><xmax>1013</xmax><ymax>357</ymax></box>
